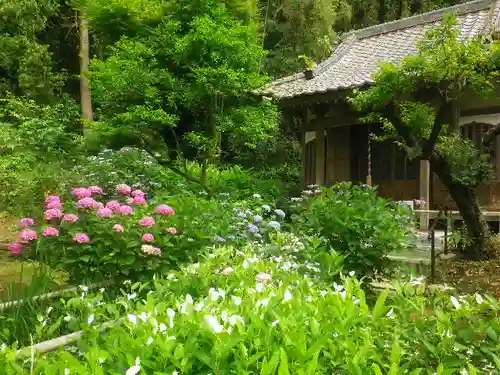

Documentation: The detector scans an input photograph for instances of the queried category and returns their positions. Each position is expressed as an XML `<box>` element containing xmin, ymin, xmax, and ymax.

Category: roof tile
<box><xmin>262</xmin><ymin>0</ymin><xmax>500</xmax><ymax>99</ymax></box>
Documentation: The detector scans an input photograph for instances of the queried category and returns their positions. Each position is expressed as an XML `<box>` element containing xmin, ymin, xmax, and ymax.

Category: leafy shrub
<box><xmin>291</xmin><ymin>182</ymin><xmax>414</xmax><ymax>278</ymax></box>
<box><xmin>0</xmin><ymin>98</ymin><xmax>81</xmax><ymax>216</ymax></box>
<box><xmin>3</xmin><ymin>237</ymin><xmax>500</xmax><ymax>374</ymax></box>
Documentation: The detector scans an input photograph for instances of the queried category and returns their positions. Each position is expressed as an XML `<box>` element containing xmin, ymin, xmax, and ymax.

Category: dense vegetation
<box><xmin>1</xmin><ymin>0</ymin><xmax>500</xmax><ymax>374</ymax></box>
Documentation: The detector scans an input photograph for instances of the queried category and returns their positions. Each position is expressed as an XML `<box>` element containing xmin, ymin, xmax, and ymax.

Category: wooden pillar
<box><xmin>419</xmin><ymin>160</ymin><xmax>430</xmax><ymax>230</ymax></box>
<box><xmin>301</xmin><ymin>107</ymin><xmax>310</xmax><ymax>186</ymax></box>
<box><xmin>315</xmin><ymin>121</ymin><xmax>326</xmax><ymax>185</ymax></box>
<box><xmin>300</xmin><ymin>130</ymin><xmax>306</xmax><ymax>185</ymax></box>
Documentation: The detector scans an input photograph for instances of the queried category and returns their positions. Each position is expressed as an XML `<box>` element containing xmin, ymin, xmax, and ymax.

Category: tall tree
<box><xmin>352</xmin><ymin>16</ymin><xmax>500</xmax><ymax>259</ymax></box>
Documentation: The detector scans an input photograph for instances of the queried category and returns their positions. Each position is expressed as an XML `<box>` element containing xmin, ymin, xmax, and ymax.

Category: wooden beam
<box><xmin>419</xmin><ymin>160</ymin><xmax>430</xmax><ymax>230</ymax></box>
<box><xmin>316</xmin><ymin>121</ymin><xmax>326</xmax><ymax>185</ymax></box>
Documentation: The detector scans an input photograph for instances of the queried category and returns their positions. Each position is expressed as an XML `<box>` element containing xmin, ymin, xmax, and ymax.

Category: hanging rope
<box><xmin>367</xmin><ymin>132</ymin><xmax>375</xmax><ymax>186</ymax></box>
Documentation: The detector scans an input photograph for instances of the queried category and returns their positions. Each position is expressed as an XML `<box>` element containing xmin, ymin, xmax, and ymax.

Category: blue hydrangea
<box><xmin>248</xmin><ymin>224</ymin><xmax>259</xmax><ymax>233</ymax></box>
<box><xmin>274</xmin><ymin>209</ymin><xmax>285</xmax><ymax>218</ymax></box>
<box><xmin>214</xmin><ymin>236</ymin><xmax>226</xmax><ymax>243</ymax></box>
<box><xmin>262</xmin><ymin>204</ymin><xmax>271</xmax><ymax>212</ymax></box>
<box><xmin>253</xmin><ymin>215</ymin><xmax>263</xmax><ymax>223</ymax></box>
<box><xmin>252</xmin><ymin>193</ymin><xmax>261</xmax><ymax>199</ymax></box>
<box><xmin>267</xmin><ymin>221</ymin><xmax>281</xmax><ymax>230</ymax></box>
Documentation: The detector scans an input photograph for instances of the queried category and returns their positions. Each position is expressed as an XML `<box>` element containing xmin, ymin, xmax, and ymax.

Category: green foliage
<box><xmin>90</xmin><ymin>1</ymin><xmax>277</xmax><ymax>165</ymax></box>
<box><xmin>0</xmin><ymin>98</ymin><xmax>81</xmax><ymax>216</ymax></box>
<box><xmin>291</xmin><ymin>183</ymin><xmax>414</xmax><ymax>277</ymax></box>
<box><xmin>3</xmin><ymin>239</ymin><xmax>500</xmax><ymax>374</ymax></box>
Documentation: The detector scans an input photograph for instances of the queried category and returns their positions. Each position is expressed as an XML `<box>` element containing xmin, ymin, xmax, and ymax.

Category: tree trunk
<box><xmin>79</xmin><ymin>11</ymin><xmax>93</xmax><ymax>126</ymax></box>
<box><xmin>430</xmin><ymin>154</ymin><xmax>491</xmax><ymax>260</ymax></box>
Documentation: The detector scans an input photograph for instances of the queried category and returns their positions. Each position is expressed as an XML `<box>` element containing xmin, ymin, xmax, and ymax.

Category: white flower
<box><xmin>167</xmin><ymin>308</ymin><xmax>176</xmax><ymax>328</ymax></box>
<box><xmin>99</xmin><ymin>357</ymin><xmax>105</xmax><ymax>364</ymax></box>
<box><xmin>64</xmin><ymin>369</ymin><xmax>70</xmax><ymax>375</ymax></box>
<box><xmin>127</xmin><ymin>293</ymin><xmax>137</xmax><ymax>300</ymax></box>
<box><xmin>159</xmin><ymin>323</ymin><xmax>167</xmax><ymax>333</ymax></box>
<box><xmin>255</xmin><ymin>282</ymin><xmax>265</xmax><ymax>293</ymax></box>
<box><xmin>348</xmin><ymin>271</ymin><xmax>355</xmax><ymax>277</ymax></box>
<box><xmin>229</xmin><ymin>315</ymin><xmax>245</xmax><ymax>326</ymax></box>
<box><xmin>386</xmin><ymin>309</ymin><xmax>394</xmax><ymax>318</ymax></box>
<box><xmin>147</xmin><ymin>337</ymin><xmax>153</xmax><ymax>345</ymax></box>
<box><xmin>209</xmin><ymin>288</ymin><xmax>221</xmax><ymax>302</ymax></box>
<box><xmin>127</xmin><ymin>314</ymin><xmax>138</xmax><ymax>325</ymax></box>
<box><xmin>194</xmin><ymin>301</ymin><xmax>205</xmax><ymax>311</ymax></box>
<box><xmin>475</xmin><ymin>293</ymin><xmax>484</xmax><ymax>304</ymax></box>
<box><xmin>221</xmin><ymin>310</ymin><xmax>229</xmax><ymax>322</ymax></box>
<box><xmin>283</xmin><ymin>289</ymin><xmax>293</xmax><ymax>303</ymax></box>
<box><xmin>232</xmin><ymin>296</ymin><xmax>242</xmax><ymax>305</ymax></box>
<box><xmin>451</xmin><ymin>296</ymin><xmax>461</xmax><ymax>310</ymax></box>
<box><xmin>46</xmin><ymin>306</ymin><xmax>53</xmax><ymax>314</ymax></box>
<box><xmin>87</xmin><ymin>314</ymin><xmax>95</xmax><ymax>325</ymax></box>
<box><xmin>221</xmin><ymin>267</ymin><xmax>234</xmax><ymax>276</ymax></box>
<box><xmin>256</xmin><ymin>298</ymin><xmax>270</xmax><ymax>307</ymax></box>
<box><xmin>271</xmin><ymin>320</ymin><xmax>280</xmax><ymax>327</ymax></box>
<box><xmin>64</xmin><ymin>315</ymin><xmax>72</xmax><ymax>322</ymax></box>
<box><xmin>305</xmin><ymin>296</ymin><xmax>313</xmax><ymax>303</ymax></box>
<box><xmin>204</xmin><ymin>315</ymin><xmax>224</xmax><ymax>333</ymax></box>
<box><xmin>79</xmin><ymin>285</ymin><xmax>89</xmax><ymax>292</ymax></box>
<box><xmin>125</xmin><ymin>357</ymin><xmax>141</xmax><ymax>375</ymax></box>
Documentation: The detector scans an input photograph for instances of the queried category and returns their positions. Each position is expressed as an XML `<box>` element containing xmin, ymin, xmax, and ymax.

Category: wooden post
<box><xmin>300</xmin><ymin>130</ymin><xmax>306</xmax><ymax>185</ymax></box>
<box><xmin>419</xmin><ymin>160</ymin><xmax>430</xmax><ymax>230</ymax></box>
<box><xmin>315</xmin><ymin>121</ymin><xmax>326</xmax><ymax>186</ymax></box>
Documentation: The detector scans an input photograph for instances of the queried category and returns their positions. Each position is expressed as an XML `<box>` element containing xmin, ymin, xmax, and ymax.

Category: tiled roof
<box><xmin>261</xmin><ymin>0</ymin><xmax>500</xmax><ymax>99</ymax></box>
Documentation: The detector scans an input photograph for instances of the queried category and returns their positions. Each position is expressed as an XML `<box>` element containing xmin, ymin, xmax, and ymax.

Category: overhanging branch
<box><xmin>482</xmin><ymin>121</ymin><xmax>500</xmax><ymax>147</ymax></box>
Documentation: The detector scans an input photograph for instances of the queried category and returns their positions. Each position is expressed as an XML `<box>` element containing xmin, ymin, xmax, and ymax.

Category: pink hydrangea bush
<box><xmin>11</xmin><ymin>184</ymin><xmax>181</xmax><ymax>283</ymax></box>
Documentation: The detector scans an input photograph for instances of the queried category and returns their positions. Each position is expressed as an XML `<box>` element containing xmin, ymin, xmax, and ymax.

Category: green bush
<box><xmin>291</xmin><ymin>182</ymin><xmax>414</xmax><ymax>278</ymax></box>
<box><xmin>3</xmin><ymin>237</ymin><xmax>500</xmax><ymax>374</ymax></box>
<box><xmin>0</xmin><ymin>98</ymin><xmax>81</xmax><ymax>216</ymax></box>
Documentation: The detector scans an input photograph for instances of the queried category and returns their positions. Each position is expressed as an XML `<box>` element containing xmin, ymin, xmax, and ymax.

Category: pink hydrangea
<box><xmin>44</xmin><ymin>209</ymin><xmax>63</xmax><ymax>221</ymax></box>
<box><xmin>119</xmin><ymin>205</ymin><xmax>134</xmax><ymax>215</ymax></box>
<box><xmin>72</xmin><ymin>187</ymin><xmax>92</xmax><ymax>199</ymax></box>
<box><xmin>46</xmin><ymin>201</ymin><xmax>62</xmax><ymax>210</ymax></box>
<box><xmin>116</xmin><ymin>184</ymin><xmax>132</xmax><ymax>195</ymax></box>
<box><xmin>255</xmin><ymin>273</ymin><xmax>272</xmax><ymax>282</ymax></box>
<box><xmin>139</xmin><ymin>216</ymin><xmax>155</xmax><ymax>227</ymax></box>
<box><xmin>43</xmin><ymin>227</ymin><xmax>59</xmax><ymax>237</ymax></box>
<box><xmin>142</xmin><ymin>233</ymin><xmax>155</xmax><ymax>242</ymax></box>
<box><xmin>20</xmin><ymin>229</ymin><xmax>37</xmax><ymax>242</ymax></box>
<box><xmin>62</xmin><ymin>214</ymin><xmax>78</xmax><ymax>223</ymax></box>
<box><xmin>113</xmin><ymin>224</ymin><xmax>124</xmax><ymax>232</ymax></box>
<box><xmin>98</xmin><ymin>208</ymin><xmax>113</xmax><ymax>218</ymax></box>
<box><xmin>133</xmin><ymin>196</ymin><xmax>147</xmax><ymax>205</ymax></box>
<box><xmin>94</xmin><ymin>202</ymin><xmax>104</xmax><ymax>209</ymax></box>
<box><xmin>89</xmin><ymin>186</ymin><xmax>104</xmax><ymax>195</ymax></box>
<box><xmin>156</xmin><ymin>204</ymin><xmax>175</xmax><ymax>216</ymax></box>
<box><xmin>73</xmin><ymin>233</ymin><xmax>90</xmax><ymax>243</ymax></box>
<box><xmin>45</xmin><ymin>195</ymin><xmax>61</xmax><ymax>204</ymax></box>
<box><xmin>126</xmin><ymin>197</ymin><xmax>134</xmax><ymax>204</ymax></box>
<box><xmin>167</xmin><ymin>227</ymin><xmax>177</xmax><ymax>235</ymax></box>
<box><xmin>20</xmin><ymin>218</ymin><xmax>35</xmax><ymax>227</ymax></box>
<box><xmin>106</xmin><ymin>201</ymin><xmax>121</xmax><ymax>212</ymax></box>
<box><xmin>141</xmin><ymin>244</ymin><xmax>161</xmax><ymax>256</ymax></box>
<box><xmin>9</xmin><ymin>242</ymin><xmax>23</xmax><ymax>256</ymax></box>
<box><xmin>132</xmin><ymin>190</ymin><xmax>146</xmax><ymax>197</ymax></box>
<box><xmin>77</xmin><ymin>197</ymin><xmax>97</xmax><ymax>209</ymax></box>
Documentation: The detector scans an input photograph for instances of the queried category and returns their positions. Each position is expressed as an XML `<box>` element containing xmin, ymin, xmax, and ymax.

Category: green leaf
<box><xmin>260</xmin><ymin>350</ymin><xmax>280</xmax><ymax>375</ymax></box>
<box><xmin>372</xmin><ymin>288</ymin><xmax>389</xmax><ymax>320</ymax></box>
<box><xmin>278</xmin><ymin>348</ymin><xmax>290</xmax><ymax>375</ymax></box>
<box><xmin>371</xmin><ymin>364</ymin><xmax>384</xmax><ymax>375</ymax></box>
